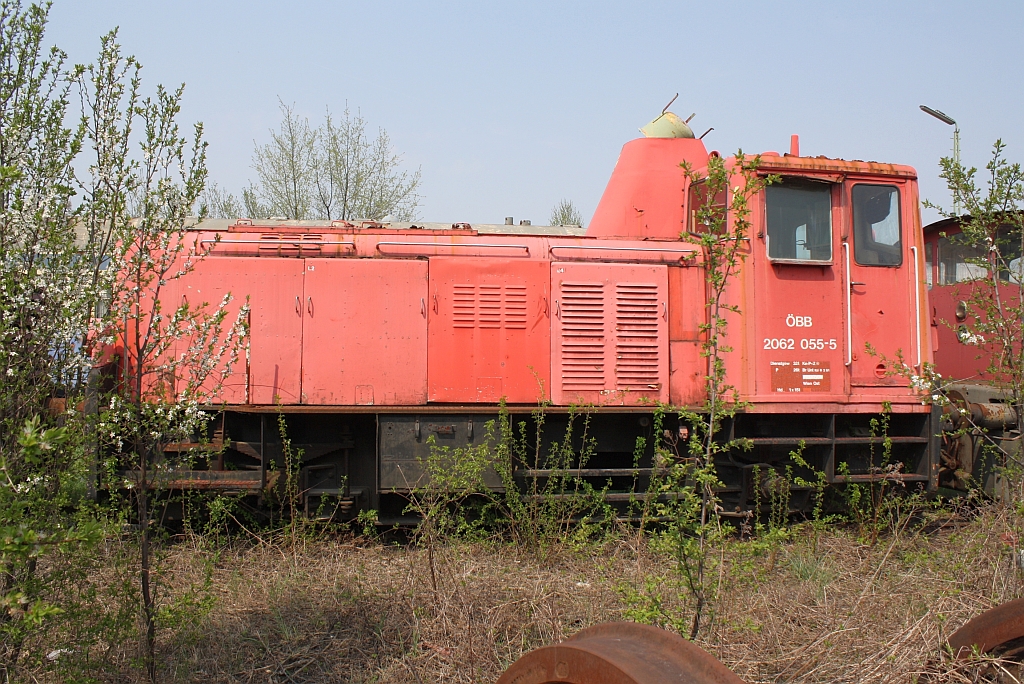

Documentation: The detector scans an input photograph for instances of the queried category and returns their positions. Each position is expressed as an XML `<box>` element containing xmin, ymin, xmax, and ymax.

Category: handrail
<box><xmin>376</xmin><ymin>241</ymin><xmax>530</xmax><ymax>255</ymax></box>
<box><xmin>843</xmin><ymin>242</ymin><xmax>853</xmax><ymax>366</ymax></box>
<box><xmin>910</xmin><ymin>245</ymin><xmax>922</xmax><ymax>369</ymax></box>
<box><xmin>549</xmin><ymin>245</ymin><xmax>695</xmax><ymax>255</ymax></box>
<box><xmin>200</xmin><ymin>239</ymin><xmax>354</xmax><ymax>247</ymax></box>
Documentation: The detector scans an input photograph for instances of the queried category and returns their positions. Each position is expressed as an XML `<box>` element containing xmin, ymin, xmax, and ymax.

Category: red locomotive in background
<box><xmin>117</xmin><ymin>114</ymin><xmax>953</xmax><ymax>521</ymax></box>
<box><xmin>922</xmin><ymin>215</ymin><xmax>1021</xmax><ymax>494</ymax></box>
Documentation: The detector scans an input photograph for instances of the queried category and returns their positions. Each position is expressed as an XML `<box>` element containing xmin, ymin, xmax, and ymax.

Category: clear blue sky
<box><xmin>48</xmin><ymin>1</ymin><xmax>1024</xmax><ymax>226</ymax></box>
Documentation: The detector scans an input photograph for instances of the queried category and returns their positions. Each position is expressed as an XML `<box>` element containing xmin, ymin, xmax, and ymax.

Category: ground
<box><xmin>30</xmin><ymin>501</ymin><xmax>1024</xmax><ymax>683</ymax></box>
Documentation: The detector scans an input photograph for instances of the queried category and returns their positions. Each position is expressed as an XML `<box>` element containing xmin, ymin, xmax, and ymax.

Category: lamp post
<box><xmin>920</xmin><ymin>105</ymin><xmax>961</xmax><ymax>215</ymax></box>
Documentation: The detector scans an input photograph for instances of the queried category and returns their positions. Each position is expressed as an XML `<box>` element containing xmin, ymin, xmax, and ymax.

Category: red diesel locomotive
<box><xmin>133</xmin><ymin>120</ymin><xmax>941</xmax><ymax>520</ymax></box>
<box><xmin>922</xmin><ymin>216</ymin><xmax>1022</xmax><ymax>493</ymax></box>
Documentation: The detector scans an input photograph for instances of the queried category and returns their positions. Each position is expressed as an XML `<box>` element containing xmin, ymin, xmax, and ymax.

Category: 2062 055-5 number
<box><xmin>764</xmin><ymin>338</ymin><xmax>837</xmax><ymax>350</ymax></box>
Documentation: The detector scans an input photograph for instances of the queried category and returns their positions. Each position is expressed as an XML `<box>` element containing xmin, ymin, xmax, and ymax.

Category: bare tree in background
<box><xmin>233</xmin><ymin>102</ymin><xmax>421</xmax><ymax>221</ymax></box>
<box><xmin>198</xmin><ymin>181</ymin><xmax>244</xmax><ymax>219</ymax></box>
<box><xmin>550</xmin><ymin>199</ymin><xmax>584</xmax><ymax>227</ymax></box>
<box><xmin>313</xmin><ymin>106</ymin><xmax>421</xmax><ymax>221</ymax></box>
<box><xmin>250</xmin><ymin>100</ymin><xmax>316</xmax><ymax>219</ymax></box>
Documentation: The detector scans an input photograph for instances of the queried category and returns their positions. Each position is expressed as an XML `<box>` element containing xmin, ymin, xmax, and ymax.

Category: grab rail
<box><xmin>548</xmin><ymin>245</ymin><xmax>695</xmax><ymax>259</ymax></box>
<box><xmin>200</xmin><ymin>239</ymin><xmax>354</xmax><ymax>248</ymax></box>
<box><xmin>376</xmin><ymin>241</ymin><xmax>530</xmax><ymax>255</ymax></box>
<box><xmin>843</xmin><ymin>242</ymin><xmax>852</xmax><ymax>367</ymax></box>
<box><xmin>910</xmin><ymin>245</ymin><xmax>922</xmax><ymax>369</ymax></box>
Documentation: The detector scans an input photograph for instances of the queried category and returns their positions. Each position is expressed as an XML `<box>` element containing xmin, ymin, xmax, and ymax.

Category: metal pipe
<box><xmin>970</xmin><ymin>402</ymin><xmax>1018</xmax><ymax>429</ymax></box>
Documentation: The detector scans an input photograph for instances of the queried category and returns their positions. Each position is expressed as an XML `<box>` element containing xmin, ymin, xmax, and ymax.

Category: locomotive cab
<box><xmin>924</xmin><ymin>216</ymin><xmax>1023</xmax><ymax>382</ymax></box>
<box><xmin>734</xmin><ymin>155</ymin><xmax>928</xmax><ymax>405</ymax></box>
<box><xmin>689</xmin><ymin>151</ymin><xmax>940</xmax><ymax>501</ymax></box>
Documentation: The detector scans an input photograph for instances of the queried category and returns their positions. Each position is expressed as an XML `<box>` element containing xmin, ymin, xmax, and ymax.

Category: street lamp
<box><xmin>920</xmin><ymin>104</ymin><xmax>961</xmax><ymax>215</ymax></box>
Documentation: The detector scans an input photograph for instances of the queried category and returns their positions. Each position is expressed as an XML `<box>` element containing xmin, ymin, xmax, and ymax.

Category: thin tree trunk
<box><xmin>138</xmin><ymin>447</ymin><xmax>156</xmax><ymax>682</ymax></box>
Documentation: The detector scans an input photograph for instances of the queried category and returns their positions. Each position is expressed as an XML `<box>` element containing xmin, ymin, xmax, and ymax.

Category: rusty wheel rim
<box><xmin>948</xmin><ymin>598</ymin><xmax>1024</xmax><ymax>660</ymax></box>
<box><xmin>497</xmin><ymin>622</ymin><xmax>745</xmax><ymax>684</ymax></box>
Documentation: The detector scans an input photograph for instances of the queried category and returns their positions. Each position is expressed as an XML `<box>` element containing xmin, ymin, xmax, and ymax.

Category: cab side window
<box><xmin>852</xmin><ymin>184</ymin><xmax>902</xmax><ymax>266</ymax></box>
<box><xmin>924</xmin><ymin>239</ymin><xmax>934</xmax><ymax>289</ymax></box>
<box><xmin>687</xmin><ymin>180</ymin><xmax>727</xmax><ymax>233</ymax></box>
<box><xmin>939</xmin><ymin>225</ymin><xmax>1024</xmax><ymax>284</ymax></box>
<box><xmin>765</xmin><ymin>179</ymin><xmax>832</xmax><ymax>262</ymax></box>
<box><xmin>937</xmin><ymin>236</ymin><xmax>986</xmax><ymax>284</ymax></box>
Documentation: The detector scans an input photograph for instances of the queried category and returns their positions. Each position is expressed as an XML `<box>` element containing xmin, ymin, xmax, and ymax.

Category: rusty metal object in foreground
<box><xmin>948</xmin><ymin>598</ymin><xmax>1024</xmax><ymax>660</ymax></box>
<box><xmin>497</xmin><ymin>622</ymin><xmax>745</xmax><ymax>684</ymax></box>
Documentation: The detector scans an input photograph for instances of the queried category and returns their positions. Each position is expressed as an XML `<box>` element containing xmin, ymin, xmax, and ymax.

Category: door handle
<box><xmin>555</xmin><ymin>300</ymin><xmax>561</xmax><ymax>319</ymax></box>
<box><xmin>432</xmin><ymin>293</ymin><xmax>438</xmax><ymax>313</ymax></box>
<box><xmin>850</xmin><ymin>281</ymin><xmax>867</xmax><ymax>288</ymax></box>
<box><xmin>543</xmin><ymin>296</ymin><xmax>549</xmax><ymax>317</ymax></box>
<box><xmin>295</xmin><ymin>295</ymin><xmax>301</xmax><ymax>316</ymax></box>
<box><xmin>662</xmin><ymin>301</ymin><xmax>667</xmax><ymax>320</ymax></box>
<box><xmin>307</xmin><ymin>296</ymin><xmax>313</xmax><ymax>317</ymax></box>
<box><xmin>421</xmin><ymin>297</ymin><xmax>426</xmax><ymax>318</ymax></box>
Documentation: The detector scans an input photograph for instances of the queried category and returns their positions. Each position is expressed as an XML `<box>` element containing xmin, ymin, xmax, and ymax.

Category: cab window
<box><xmin>937</xmin><ymin>236</ymin><xmax>986</xmax><ymax>284</ymax></box>
<box><xmin>765</xmin><ymin>179</ymin><xmax>832</xmax><ymax>262</ymax></box>
<box><xmin>925</xmin><ymin>240</ymin><xmax>934</xmax><ymax>289</ymax></box>
<box><xmin>939</xmin><ymin>225</ymin><xmax>1023</xmax><ymax>284</ymax></box>
<box><xmin>852</xmin><ymin>184</ymin><xmax>902</xmax><ymax>266</ymax></box>
<box><xmin>995</xmin><ymin>225</ymin><xmax>1023</xmax><ymax>283</ymax></box>
<box><xmin>687</xmin><ymin>180</ymin><xmax>727</xmax><ymax>233</ymax></box>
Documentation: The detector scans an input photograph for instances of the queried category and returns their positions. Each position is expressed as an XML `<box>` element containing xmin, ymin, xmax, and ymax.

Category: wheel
<box><xmin>497</xmin><ymin>622</ymin><xmax>745</xmax><ymax>684</ymax></box>
<box><xmin>948</xmin><ymin>598</ymin><xmax>1024</xmax><ymax>661</ymax></box>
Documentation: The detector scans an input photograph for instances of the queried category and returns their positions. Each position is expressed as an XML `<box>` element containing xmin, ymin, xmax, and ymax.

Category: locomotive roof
<box><xmin>922</xmin><ymin>211</ymin><xmax>1024</xmax><ymax>237</ymax></box>
<box><xmin>923</xmin><ymin>216</ymin><xmax>964</xmax><ymax>236</ymax></box>
<box><xmin>186</xmin><ymin>218</ymin><xmax>587</xmax><ymax>237</ymax></box>
<box><xmin>750</xmin><ymin>153</ymin><xmax>918</xmax><ymax>179</ymax></box>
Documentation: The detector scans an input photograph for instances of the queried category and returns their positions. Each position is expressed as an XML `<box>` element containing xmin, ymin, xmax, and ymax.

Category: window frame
<box><xmin>763</xmin><ymin>176</ymin><xmax>836</xmax><ymax>265</ymax></box>
<box><xmin>851</xmin><ymin>183</ymin><xmax>903</xmax><ymax>267</ymax></box>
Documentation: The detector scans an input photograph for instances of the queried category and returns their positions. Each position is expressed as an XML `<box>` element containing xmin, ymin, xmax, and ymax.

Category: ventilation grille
<box><xmin>615</xmin><ymin>283</ymin><xmax>660</xmax><ymax>389</ymax></box>
<box><xmin>256</xmin><ymin>233</ymin><xmax>323</xmax><ymax>257</ymax></box>
<box><xmin>451</xmin><ymin>284</ymin><xmax>528</xmax><ymax>330</ymax></box>
<box><xmin>559</xmin><ymin>282</ymin><xmax>605</xmax><ymax>389</ymax></box>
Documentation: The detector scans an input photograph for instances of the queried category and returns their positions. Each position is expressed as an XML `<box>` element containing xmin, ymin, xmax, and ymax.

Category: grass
<box><xmin>24</xmin><ymin>500</ymin><xmax>1024</xmax><ymax>683</ymax></box>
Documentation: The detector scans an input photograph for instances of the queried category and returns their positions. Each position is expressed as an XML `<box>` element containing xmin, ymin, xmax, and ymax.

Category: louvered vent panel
<box><xmin>453</xmin><ymin>284</ymin><xmax>475</xmax><ymax>328</ymax></box>
<box><xmin>478</xmin><ymin>285</ymin><xmax>501</xmax><ymax>328</ymax></box>
<box><xmin>504</xmin><ymin>285</ymin><xmax>527</xmax><ymax>329</ymax></box>
<box><xmin>560</xmin><ymin>281</ymin><xmax>606</xmax><ymax>389</ymax></box>
<box><xmin>451</xmin><ymin>284</ymin><xmax>530</xmax><ymax>330</ymax></box>
<box><xmin>615</xmin><ymin>283</ymin><xmax>661</xmax><ymax>389</ymax></box>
